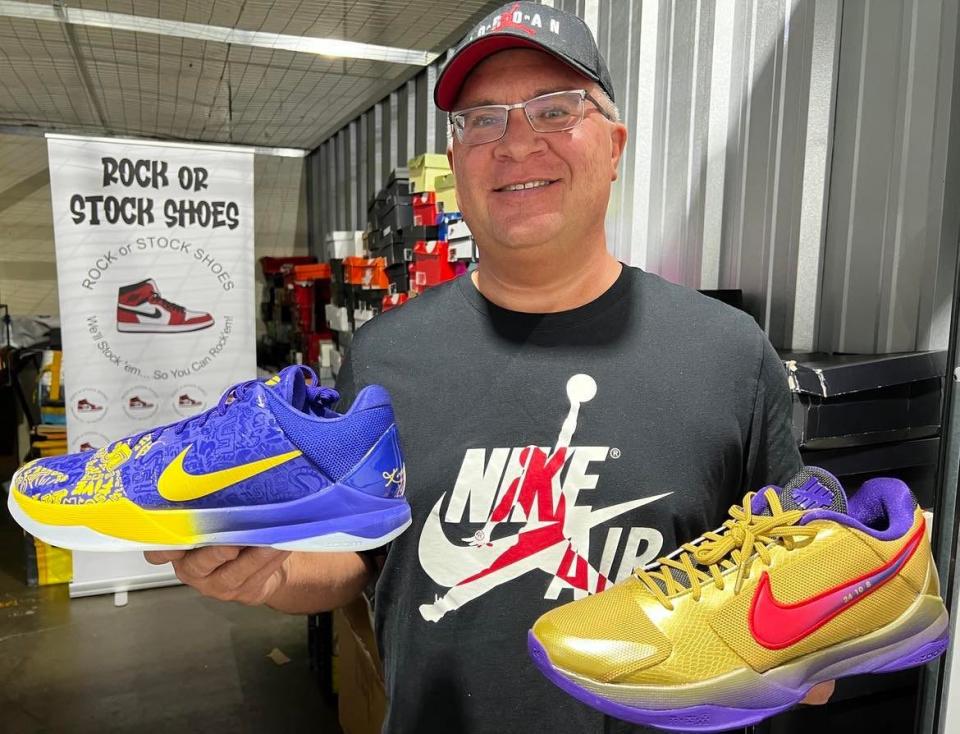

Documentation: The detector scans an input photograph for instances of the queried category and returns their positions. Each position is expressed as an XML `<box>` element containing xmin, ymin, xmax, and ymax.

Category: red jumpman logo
<box><xmin>457</xmin><ymin>446</ymin><xmax>603</xmax><ymax>592</ymax></box>
<box><xmin>497</xmin><ymin>3</ymin><xmax>537</xmax><ymax>36</ymax></box>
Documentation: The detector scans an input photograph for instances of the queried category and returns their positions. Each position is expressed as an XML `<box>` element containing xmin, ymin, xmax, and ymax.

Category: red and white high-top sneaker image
<box><xmin>76</xmin><ymin>399</ymin><xmax>102</xmax><ymax>413</ymax></box>
<box><xmin>178</xmin><ymin>394</ymin><xmax>201</xmax><ymax>408</ymax></box>
<box><xmin>116</xmin><ymin>279</ymin><xmax>214</xmax><ymax>333</ymax></box>
<box><xmin>128</xmin><ymin>396</ymin><xmax>154</xmax><ymax>410</ymax></box>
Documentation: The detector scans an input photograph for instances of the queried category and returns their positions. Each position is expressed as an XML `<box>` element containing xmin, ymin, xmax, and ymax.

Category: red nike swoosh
<box><xmin>748</xmin><ymin>520</ymin><xmax>925</xmax><ymax>650</ymax></box>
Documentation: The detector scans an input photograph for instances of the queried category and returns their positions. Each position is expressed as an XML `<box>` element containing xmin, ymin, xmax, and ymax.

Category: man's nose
<box><xmin>493</xmin><ymin>107</ymin><xmax>547</xmax><ymax>160</ymax></box>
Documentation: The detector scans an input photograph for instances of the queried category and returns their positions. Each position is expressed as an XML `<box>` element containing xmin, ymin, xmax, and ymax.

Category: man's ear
<box><xmin>447</xmin><ymin>143</ymin><xmax>454</xmax><ymax>173</ymax></box>
<box><xmin>609</xmin><ymin>123</ymin><xmax>627</xmax><ymax>182</ymax></box>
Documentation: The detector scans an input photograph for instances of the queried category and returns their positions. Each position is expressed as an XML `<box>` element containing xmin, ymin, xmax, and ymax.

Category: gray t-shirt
<box><xmin>335</xmin><ymin>265</ymin><xmax>802</xmax><ymax>734</ymax></box>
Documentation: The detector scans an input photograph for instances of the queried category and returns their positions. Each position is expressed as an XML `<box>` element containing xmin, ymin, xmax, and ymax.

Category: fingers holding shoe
<box><xmin>144</xmin><ymin>546</ymin><xmax>291</xmax><ymax>606</ymax></box>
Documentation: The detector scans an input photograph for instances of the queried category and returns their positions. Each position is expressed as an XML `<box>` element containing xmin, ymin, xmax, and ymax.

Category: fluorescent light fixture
<box><xmin>45</xmin><ymin>132</ymin><xmax>309</xmax><ymax>158</ymax></box>
<box><xmin>0</xmin><ymin>0</ymin><xmax>440</xmax><ymax>66</ymax></box>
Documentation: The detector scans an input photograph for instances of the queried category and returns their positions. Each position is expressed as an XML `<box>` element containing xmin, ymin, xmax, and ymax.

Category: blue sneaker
<box><xmin>7</xmin><ymin>366</ymin><xmax>410</xmax><ymax>552</ymax></box>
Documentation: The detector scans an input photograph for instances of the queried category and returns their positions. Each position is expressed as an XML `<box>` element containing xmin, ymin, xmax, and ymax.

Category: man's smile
<box><xmin>494</xmin><ymin>178</ymin><xmax>560</xmax><ymax>192</ymax></box>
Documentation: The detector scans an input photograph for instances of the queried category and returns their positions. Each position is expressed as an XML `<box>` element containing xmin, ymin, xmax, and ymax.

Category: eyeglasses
<box><xmin>449</xmin><ymin>89</ymin><xmax>610</xmax><ymax>146</ymax></box>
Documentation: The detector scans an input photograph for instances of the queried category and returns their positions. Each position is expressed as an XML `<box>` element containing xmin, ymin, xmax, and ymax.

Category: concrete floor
<box><xmin>0</xmin><ymin>516</ymin><xmax>342</xmax><ymax>734</ymax></box>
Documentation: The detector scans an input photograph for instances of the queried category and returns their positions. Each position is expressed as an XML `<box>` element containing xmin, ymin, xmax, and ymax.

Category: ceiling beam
<box><xmin>52</xmin><ymin>0</ymin><xmax>109</xmax><ymax>134</ymax></box>
<box><xmin>0</xmin><ymin>0</ymin><xmax>440</xmax><ymax>66</ymax></box>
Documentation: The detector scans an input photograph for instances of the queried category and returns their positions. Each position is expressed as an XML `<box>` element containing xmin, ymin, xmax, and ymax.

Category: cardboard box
<box><xmin>385</xmin><ymin>167</ymin><xmax>410</xmax><ymax>194</ymax></box>
<box><xmin>319</xmin><ymin>340</ymin><xmax>336</xmax><ymax>369</ymax></box>
<box><xmin>23</xmin><ymin>536</ymin><xmax>73</xmax><ymax>586</ymax></box>
<box><xmin>385</xmin><ymin>263</ymin><xmax>410</xmax><ymax>294</ymax></box>
<box><xmin>447</xmin><ymin>219</ymin><xmax>472</xmax><ymax>241</ymax></box>
<box><xmin>381</xmin><ymin>293</ymin><xmax>408</xmax><ymax>312</ymax></box>
<box><xmin>412</xmin><ymin>241</ymin><xmax>458</xmax><ymax>290</ymax></box>
<box><xmin>435</xmin><ymin>172</ymin><xmax>458</xmax><ymax>214</ymax></box>
<box><xmin>373</xmin><ymin>202</ymin><xmax>413</xmax><ymax>234</ymax></box>
<box><xmin>368</xmin><ymin>237</ymin><xmax>411</xmax><ymax>267</ymax></box>
<box><xmin>326</xmin><ymin>231</ymin><xmax>364</xmax><ymax>259</ymax></box>
<box><xmin>449</xmin><ymin>239</ymin><xmax>478</xmax><ymax>261</ymax></box>
<box><xmin>780</xmin><ymin>350</ymin><xmax>947</xmax><ymax>450</ymax></box>
<box><xmin>334</xmin><ymin>595</ymin><xmax>385</xmax><ymax>734</ymax></box>
<box><xmin>324</xmin><ymin>304</ymin><xmax>350</xmax><ymax>333</ymax></box>
<box><xmin>412</xmin><ymin>191</ymin><xmax>438</xmax><ymax>226</ymax></box>
<box><xmin>408</xmin><ymin>153</ymin><xmax>451</xmax><ymax>193</ymax></box>
<box><xmin>353</xmin><ymin>308</ymin><xmax>375</xmax><ymax>327</ymax></box>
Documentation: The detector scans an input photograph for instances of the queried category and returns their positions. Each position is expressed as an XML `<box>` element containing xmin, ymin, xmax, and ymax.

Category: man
<box><xmin>147</xmin><ymin>3</ymin><xmax>832</xmax><ymax>731</ymax></box>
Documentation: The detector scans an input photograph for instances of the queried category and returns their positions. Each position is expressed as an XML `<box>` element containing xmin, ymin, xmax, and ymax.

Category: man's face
<box><xmin>448</xmin><ymin>49</ymin><xmax>627</xmax><ymax>252</ymax></box>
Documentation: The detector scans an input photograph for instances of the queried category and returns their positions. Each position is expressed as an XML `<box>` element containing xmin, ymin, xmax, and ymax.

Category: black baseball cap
<box><xmin>434</xmin><ymin>1</ymin><xmax>615</xmax><ymax>111</ymax></box>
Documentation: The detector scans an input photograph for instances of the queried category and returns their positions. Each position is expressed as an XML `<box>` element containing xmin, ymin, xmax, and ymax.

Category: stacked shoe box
<box><xmin>446</xmin><ymin>218</ymin><xmax>477</xmax><ymax>262</ymax></box>
<box><xmin>343</xmin><ymin>256</ymin><xmax>392</xmax><ymax>329</ymax></box>
<box><xmin>411</xmin><ymin>241</ymin><xmax>466</xmax><ymax>293</ymax></box>
<box><xmin>381</xmin><ymin>293</ymin><xmax>409</xmax><ymax>313</ymax></box>
<box><xmin>408</xmin><ymin>154</ymin><xmax>452</xmax><ymax>194</ymax></box>
<box><xmin>259</xmin><ymin>255</ymin><xmax>318</xmax><ymax>368</ymax></box>
<box><xmin>325</xmin><ymin>229</ymin><xmax>364</xmax><ymax>318</ymax></box>
<box><xmin>324</xmin><ymin>231</ymin><xmax>365</xmax><ymax>372</ymax></box>
<box><xmin>366</xmin><ymin>169</ymin><xmax>415</xmax><ymax>293</ymax></box>
<box><xmin>434</xmin><ymin>173</ymin><xmax>458</xmax><ymax>216</ymax></box>
<box><xmin>404</xmin><ymin>157</ymin><xmax>464</xmax><ymax>294</ymax></box>
<box><xmin>412</xmin><ymin>192</ymin><xmax>439</xmax><ymax>226</ymax></box>
<box><xmin>23</xmin><ymin>349</ymin><xmax>73</xmax><ymax>586</ymax></box>
<box><xmin>288</xmin><ymin>263</ymin><xmax>334</xmax><ymax>380</ymax></box>
<box><xmin>326</xmin><ymin>231</ymin><xmax>364</xmax><ymax>261</ymax></box>
<box><xmin>365</xmin><ymin>168</ymin><xmax>445</xmax><ymax>297</ymax></box>
<box><xmin>782</xmin><ymin>350</ymin><xmax>947</xmax><ymax>508</ymax></box>
<box><xmin>366</xmin><ymin>168</ymin><xmax>411</xmax><ymax>267</ymax></box>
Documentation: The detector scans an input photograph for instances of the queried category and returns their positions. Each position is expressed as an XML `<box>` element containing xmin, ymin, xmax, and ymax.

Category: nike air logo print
<box><xmin>748</xmin><ymin>521</ymin><xmax>926</xmax><ymax>649</ymax></box>
<box><xmin>157</xmin><ymin>445</ymin><xmax>303</xmax><ymax>502</ymax></box>
<box><xmin>417</xmin><ymin>374</ymin><xmax>671</xmax><ymax>623</ymax></box>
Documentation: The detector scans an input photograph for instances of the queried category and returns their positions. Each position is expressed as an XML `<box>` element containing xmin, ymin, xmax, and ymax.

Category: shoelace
<box><xmin>149</xmin><ymin>293</ymin><xmax>185</xmax><ymax>313</ymax></box>
<box><xmin>172</xmin><ymin>378</ymin><xmax>260</xmax><ymax>436</ymax></box>
<box><xmin>131</xmin><ymin>377</ymin><xmax>340</xmax><ymax>443</ymax></box>
<box><xmin>633</xmin><ymin>488</ymin><xmax>818</xmax><ymax>610</ymax></box>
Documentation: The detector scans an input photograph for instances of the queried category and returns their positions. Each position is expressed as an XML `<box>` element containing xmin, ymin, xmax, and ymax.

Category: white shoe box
<box><xmin>325</xmin><ymin>304</ymin><xmax>350</xmax><ymax>332</ymax></box>
<box><xmin>353</xmin><ymin>308</ymin><xmax>375</xmax><ymax>327</ymax></box>
<box><xmin>447</xmin><ymin>220</ymin><xmax>476</xmax><ymax>261</ymax></box>
<box><xmin>319</xmin><ymin>340</ymin><xmax>336</xmax><ymax>369</ymax></box>
<box><xmin>326</xmin><ymin>231</ymin><xmax>364</xmax><ymax>260</ymax></box>
<box><xmin>449</xmin><ymin>239</ymin><xmax>477</xmax><ymax>261</ymax></box>
<box><xmin>446</xmin><ymin>220</ymin><xmax>472</xmax><ymax>241</ymax></box>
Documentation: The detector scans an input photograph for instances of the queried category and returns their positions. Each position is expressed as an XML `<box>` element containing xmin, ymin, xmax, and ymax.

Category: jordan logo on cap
<box><xmin>494</xmin><ymin>3</ymin><xmax>538</xmax><ymax>36</ymax></box>
<box><xmin>474</xmin><ymin>3</ymin><xmax>561</xmax><ymax>40</ymax></box>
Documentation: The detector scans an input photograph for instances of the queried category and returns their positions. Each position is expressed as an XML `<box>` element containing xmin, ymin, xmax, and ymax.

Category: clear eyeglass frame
<box><xmin>448</xmin><ymin>89</ymin><xmax>610</xmax><ymax>146</ymax></box>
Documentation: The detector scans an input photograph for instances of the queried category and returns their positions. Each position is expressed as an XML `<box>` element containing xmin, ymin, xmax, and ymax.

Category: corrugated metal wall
<box><xmin>307</xmin><ymin>0</ymin><xmax>960</xmax><ymax>354</ymax></box>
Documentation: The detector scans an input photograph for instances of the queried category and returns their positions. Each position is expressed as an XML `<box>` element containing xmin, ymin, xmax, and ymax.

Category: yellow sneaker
<box><xmin>528</xmin><ymin>468</ymin><xmax>948</xmax><ymax>732</ymax></box>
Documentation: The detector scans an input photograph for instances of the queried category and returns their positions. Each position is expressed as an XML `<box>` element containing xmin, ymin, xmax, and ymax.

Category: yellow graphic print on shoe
<box><xmin>68</xmin><ymin>443</ymin><xmax>133</xmax><ymax>504</ymax></box>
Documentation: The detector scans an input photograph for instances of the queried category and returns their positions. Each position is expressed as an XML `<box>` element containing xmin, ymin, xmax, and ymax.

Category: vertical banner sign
<box><xmin>46</xmin><ymin>134</ymin><xmax>255</xmax><ymax>596</ymax></box>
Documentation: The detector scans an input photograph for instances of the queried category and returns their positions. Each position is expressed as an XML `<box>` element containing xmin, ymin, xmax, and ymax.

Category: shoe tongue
<box><xmin>752</xmin><ymin>467</ymin><xmax>849</xmax><ymax>517</ymax></box>
<box><xmin>266</xmin><ymin>365</ymin><xmax>318</xmax><ymax>411</ymax></box>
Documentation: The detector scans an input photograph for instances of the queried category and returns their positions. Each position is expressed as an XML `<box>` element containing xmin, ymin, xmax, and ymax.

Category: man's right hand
<box><xmin>144</xmin><ymin>546</ymin><xmax>291</xmax><ymax>606</ymax></box>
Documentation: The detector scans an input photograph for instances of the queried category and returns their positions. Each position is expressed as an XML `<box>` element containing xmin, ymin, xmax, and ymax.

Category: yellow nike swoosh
<box><xmin>157</xmin><ymin>445</ymin><xmax>303</xmax><ymax>502</ymax></box>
